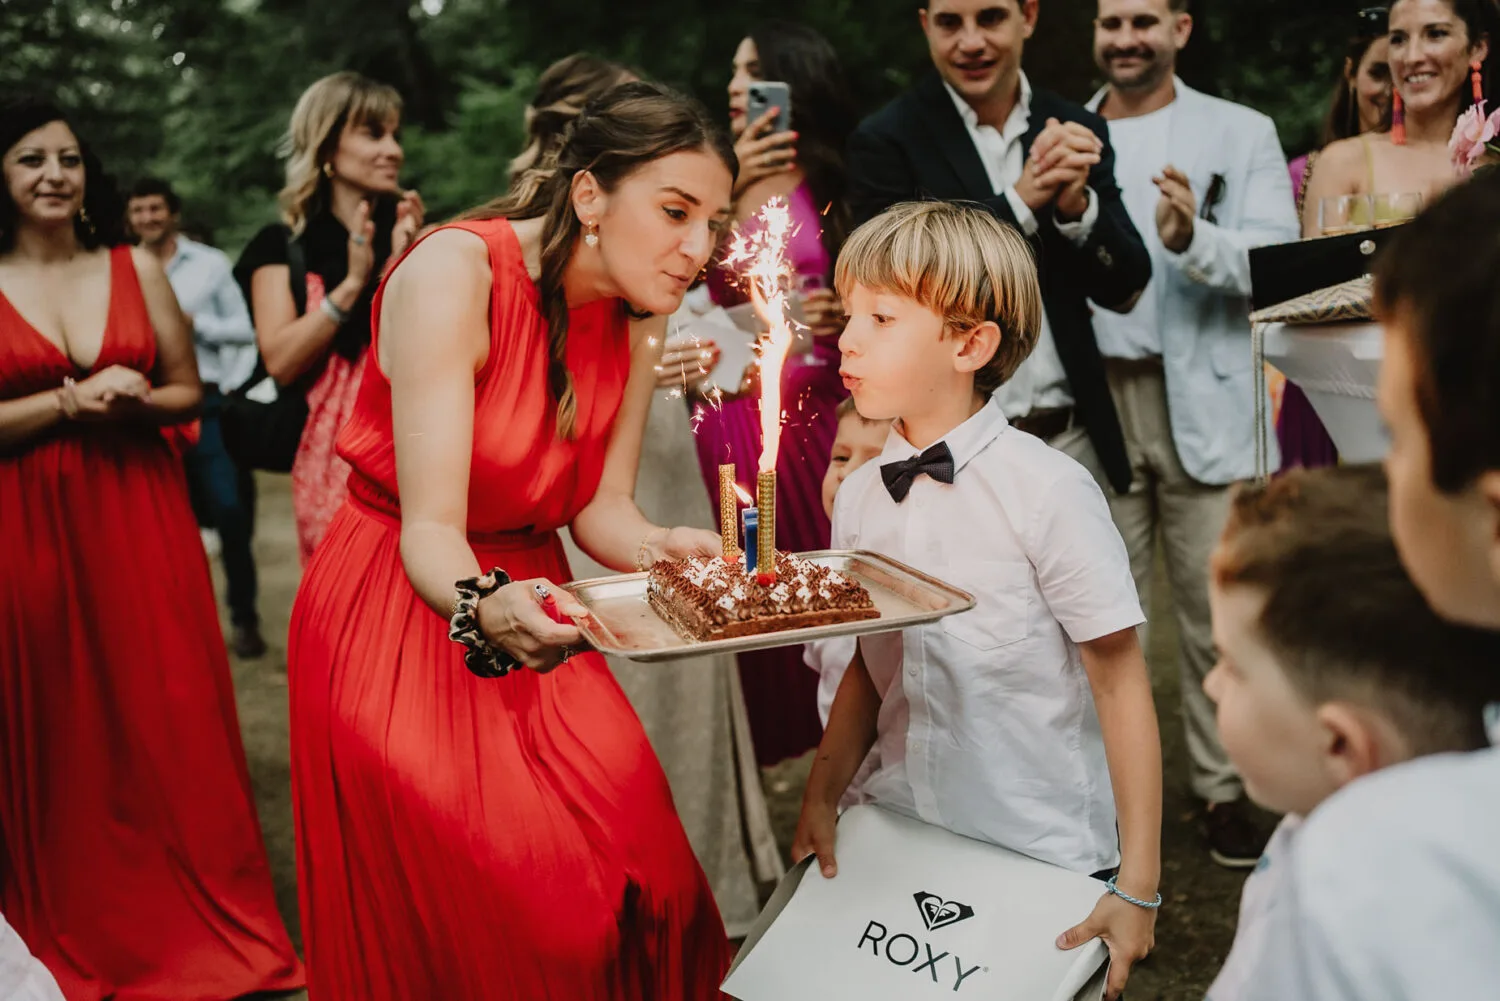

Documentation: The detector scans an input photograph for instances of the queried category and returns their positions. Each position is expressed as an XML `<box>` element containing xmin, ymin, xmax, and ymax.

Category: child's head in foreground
<box><xmin>1203</xmin><ymin>464</ymin><xmax>1500</xmax><ymax>820</ymax></box>
<box><xmin>1373</xmin><ymin>173</ymin><xmax>1500</xmax><ymax>629</ymax></box>
<box><xmin>833</xmin><ymin>200</ymin><xmax>1041</xmax><ymax>426</ymax></box>
<box><xmin>822</xmin><ymin>397</ymin><xmax>893</xmax><ymax>517</ymax></box>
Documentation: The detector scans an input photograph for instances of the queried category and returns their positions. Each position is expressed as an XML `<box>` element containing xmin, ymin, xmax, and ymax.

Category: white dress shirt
<box><xmin>832</xmin><ymin>397</ymin><xmax>1144</xmax><ymax>874</ymax></box>
<box><xmin>1237</xmin><ymin>742</ymin><xmax>1500</xmax><ymax>1001</ymax></box>
<box><xmin>943</xmin><ymin>76</ymin><xmax>1100</xmax><ymax>418</ymax></box>
<box><xmin>1090</xmin><ymin>101</ymin><xmax>1175</xmax><ymax>360</ymax></box>
<box><xmin>165</xmin><ymin>237</ymin><xmax>257</xmax><ymax>392</ymax></box>
<box><xmin>1205</xmin><ymin>815</ymin><xmax>1301</xmax><ymax>1001</ymax></box>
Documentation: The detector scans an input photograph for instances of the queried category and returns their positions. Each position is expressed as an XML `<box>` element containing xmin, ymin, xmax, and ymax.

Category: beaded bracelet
<box><xmin>450</xmin><ymin>567</ymin><xmax>519</xmax><ymax>678</ymax></box>
<box><xmin>1105</xmin><ymin>875</ymin><xmax>1162</xmax><ymax>910</ymax></box>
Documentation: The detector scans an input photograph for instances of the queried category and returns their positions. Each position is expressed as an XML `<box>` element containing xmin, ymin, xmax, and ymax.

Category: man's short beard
<box><xmin>1108</xmin><ymin>59</ymin><xmax>1171</xmax><ymax>93</ymax></box>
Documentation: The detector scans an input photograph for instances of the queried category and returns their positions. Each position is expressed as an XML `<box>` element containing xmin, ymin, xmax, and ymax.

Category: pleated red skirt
<box><xmin>287</xmin><ymin>218</ymin><xmax>730</xmax><ymax>998</ymax></box>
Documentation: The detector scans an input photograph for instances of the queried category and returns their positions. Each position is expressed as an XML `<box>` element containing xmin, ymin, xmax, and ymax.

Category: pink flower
<box><xmin>1451</xmin><ymin>101</ymin><xmax>1498</xmax><ymax>177</ymax></box>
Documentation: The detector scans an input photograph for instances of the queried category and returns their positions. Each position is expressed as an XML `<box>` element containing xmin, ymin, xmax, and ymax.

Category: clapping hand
<box><xmin>392</xmin><ymin>190</ymin><xmax>427</xmax><ymax>259</ymax></box>
<box><xmin>345</xmin><ymin>200</ymin><xmax>377</xmax><ymax>288</ymax></box>
<box><xmin>1153</xmin><ymin>166</ymin><xmax>1196</xmax><ymax>253</ymax></box>
<box><xmin>733</xmin><ymin>106</ymin><xmax>797</xmax><ymax>199</ymax></box>
<box><xmin>1017</xmin><ymin>118</ymin><xmax>1103</xmax><ymax>220</ymax></box>
<box><xmin>59</xmin><ymin>364</ymin><xmax>152</xmax><ymax>421</ymax></box>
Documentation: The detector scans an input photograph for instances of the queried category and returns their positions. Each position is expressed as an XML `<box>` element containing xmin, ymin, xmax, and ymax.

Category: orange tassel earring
<box><xmin>1392</xmin><ymin>89</ymin><xmax>1406</xmax><ymax>146</ymax></box>
<box><xmin>1473</xmin><ymin>59</ymin><xmax>1486</xmax><ymax>104</ymax></box>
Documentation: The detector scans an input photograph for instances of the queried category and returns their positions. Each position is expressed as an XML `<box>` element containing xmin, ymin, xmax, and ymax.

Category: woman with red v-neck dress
<box><xmin>287</xmin><ymin>84</ymin><xmax>737</xmax><ymax>997</ymax></box>
<box><xmin>0</xmin><ymin>101</ymin><xmax>302</xmax><ymax>1000</ymax></box>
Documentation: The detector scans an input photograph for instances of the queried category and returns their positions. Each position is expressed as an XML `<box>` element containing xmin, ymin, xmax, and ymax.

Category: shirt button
<box><xmin>907</xmin><ymin>666</ymin><xmax>918</xmax><ymax>678</ymax></box>
<box><xmin>1097</xmin><ymin>246</ymin><xmax>1114</xmax><ymax>268</ymax></box>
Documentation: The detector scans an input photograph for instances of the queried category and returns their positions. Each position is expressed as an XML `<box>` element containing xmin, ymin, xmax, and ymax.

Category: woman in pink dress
<box><xmin>236</xmin><ymin>72</ymin><xmax>425</xmax><ymax>564</ymax></box>
<box><xmin>691</xmin><ymin>22</ymin><xmax>858</xmax><ymax>765</ymax></box>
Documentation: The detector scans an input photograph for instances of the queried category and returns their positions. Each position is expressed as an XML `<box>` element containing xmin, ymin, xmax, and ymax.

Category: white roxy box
<box><xmin>1262</xmin><ymin>320</ymin><xmax>1389</xmax><ymax>463</ymax></box>
<box><xmin>722</xmin><ymin>805</ymin><xmax>1109</xmax><ymax>1001</ymax></box>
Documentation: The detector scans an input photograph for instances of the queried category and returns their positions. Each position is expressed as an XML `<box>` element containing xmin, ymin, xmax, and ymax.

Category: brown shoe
<box><xmin>231</xmin><ymin>624</ymin><xmax>268</xmax><ymax>660</ymax></box>
<box><xmin>1205</xmin><ymin>797</ymin><xmax>1270</xmax><ymax>869</ymax></box>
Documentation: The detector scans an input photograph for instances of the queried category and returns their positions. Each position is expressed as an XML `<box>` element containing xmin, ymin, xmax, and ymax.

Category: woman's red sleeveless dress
<box><xmin>0</xmin><ymin>246</ymin><xmax>303</xmax><ymax>999</ymax></box>
<box><xmin>287</xmin><ymin>220</ymin><xmax>731</xmax><ymax>998</ymax></box>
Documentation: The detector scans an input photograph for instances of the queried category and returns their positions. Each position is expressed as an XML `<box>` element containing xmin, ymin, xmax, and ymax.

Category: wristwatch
<box><xmin>449</xmin><ymin>568</ymin><xmax>519</xmax><ymax>678</ymax></box>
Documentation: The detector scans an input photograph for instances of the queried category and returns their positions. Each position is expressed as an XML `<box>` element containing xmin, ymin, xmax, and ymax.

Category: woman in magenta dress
<box><xmin>287</xmin><ymin>83</ymin><xmax>737</xmax><ymax>997</ymax></box>
<box><xmin>695</xmin><ymin>22</ymin><xmax>858</xmax><ymax>766</ymax></box>
<box><xmin>0</xmin><ymin>99</ymin><xmax>301</xmax><ymax>1000</ymax></box>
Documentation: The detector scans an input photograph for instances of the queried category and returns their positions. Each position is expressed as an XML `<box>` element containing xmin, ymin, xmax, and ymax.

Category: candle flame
<box><xmin>724</xmin><ymin>196</ymin><xmax>798</xmax><ymax>475</ymax></box>
<box><xmin>733</xmin><ymin>483</ymin><xmax>754</xmax><ymax>505</ymax></box>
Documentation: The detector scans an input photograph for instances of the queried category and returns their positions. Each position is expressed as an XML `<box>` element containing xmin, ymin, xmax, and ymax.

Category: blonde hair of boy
<box><xmin>834</xmin><ymin>200</ymin><xmax>1042</xmax><ymax>395</ymax></box>
<box><xmin>277</xmin><ymin>72</ymin><xmax>403</xmax><ymax>236</ymax></box>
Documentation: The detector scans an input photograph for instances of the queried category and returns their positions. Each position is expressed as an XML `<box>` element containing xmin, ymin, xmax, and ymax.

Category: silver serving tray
<box><xmin>561</xmin><ymin>550</ymin><xmax>976</xmax><ymax>663</ymax></box>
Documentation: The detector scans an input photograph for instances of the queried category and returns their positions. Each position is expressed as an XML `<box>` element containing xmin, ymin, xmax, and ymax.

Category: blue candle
<box><xmin>742</xmin><ymin>508</ymin><xmax>758</xmax><ymax>572</ymax></box>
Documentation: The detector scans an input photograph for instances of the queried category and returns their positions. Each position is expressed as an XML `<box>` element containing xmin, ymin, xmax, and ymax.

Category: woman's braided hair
<box><xmin>459</xmin><ymin>82</ymin><xmax>736</xmax><ymax>438</ymax></box>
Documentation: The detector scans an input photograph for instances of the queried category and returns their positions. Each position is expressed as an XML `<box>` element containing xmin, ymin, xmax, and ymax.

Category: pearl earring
<box><xmin>583</xmin><ymin>222</ymin><xmax>599</xmax><ymax>248</ymax></box>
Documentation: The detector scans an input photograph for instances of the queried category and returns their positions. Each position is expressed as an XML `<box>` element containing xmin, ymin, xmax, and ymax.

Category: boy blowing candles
<box><xmin>1233</xmin><ymin>173</ymin><xmax>1500</xmax><ymax>1001</ymax></box>
<box><xmin>792</xmin><ymin>201</ymin><xmax>1161</xmax><ymax>1001</ymax></box>
<box><xmin>1201</xmin><ymin>465</ymin><xmax>1500</xmax><ymax>1000</ymax></box>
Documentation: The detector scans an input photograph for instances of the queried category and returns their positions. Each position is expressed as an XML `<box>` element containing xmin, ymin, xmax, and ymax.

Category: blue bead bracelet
<box><xmin>1105</xmin><ymin>875</ymin><xmax>1162</xmax><ymax>910</ymax></box>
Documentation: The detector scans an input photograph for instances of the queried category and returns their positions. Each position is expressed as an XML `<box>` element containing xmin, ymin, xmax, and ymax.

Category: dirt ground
<box><xmin>224</xmin><ymin>473</ymin><xmax>1257</xmax><ymax>1001</ymax></box>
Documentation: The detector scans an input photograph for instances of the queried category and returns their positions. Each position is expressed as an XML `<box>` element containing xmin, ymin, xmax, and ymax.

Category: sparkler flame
<box><xmin>724</xmin><ymin>196</ymin><xmax>797</xmax><ymax>475</ymax></box>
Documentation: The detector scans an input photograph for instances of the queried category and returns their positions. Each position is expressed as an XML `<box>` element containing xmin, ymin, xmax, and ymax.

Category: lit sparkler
<box><xmin>723</xmin><ymin>197</ymin><xmax>801</xmax><ymax>581</ymax></box>
<box><xmin>723</xmin><ymin>196</ymin><xmax>798</xmax><ymax>476</ymax></box>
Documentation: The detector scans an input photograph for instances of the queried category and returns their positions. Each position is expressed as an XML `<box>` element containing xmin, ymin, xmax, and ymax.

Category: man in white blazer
<box><xmin>1084</xmin><ymin>0</ymin><xmax>1299</xmax><ymax>868</ymax></box>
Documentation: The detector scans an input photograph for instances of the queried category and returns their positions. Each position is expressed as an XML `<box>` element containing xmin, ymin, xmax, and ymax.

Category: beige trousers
<box><xmin>1104</xmin><ymin>358</ymin><xmax>1242</xmax><ymax>804</ymax></box>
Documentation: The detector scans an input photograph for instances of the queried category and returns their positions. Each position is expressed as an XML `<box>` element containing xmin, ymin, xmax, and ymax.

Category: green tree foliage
<box><xmin>3</xmin><ymin>0</ymin><xmax>1357</xmax><ymax>255</ymax></box>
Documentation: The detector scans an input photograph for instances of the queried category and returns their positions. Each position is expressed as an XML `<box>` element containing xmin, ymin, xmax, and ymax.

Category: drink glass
<box><xmin>1320</xmin><ymin>194</ymin><xmax>1375</xmax><ymax>236</ymax></box>
<box><xmin>1373</xmin><ymin>192</ymin><xmax>1423</xmax><ymax>227</ymax></box>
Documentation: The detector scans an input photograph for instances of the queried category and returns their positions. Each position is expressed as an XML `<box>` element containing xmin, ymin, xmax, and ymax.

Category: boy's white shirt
<box><xmin>829</xmin><ymin>397</ymin><xmax>1144</xmax><ymax>874</ymax></box>
<box><xmin>1235</xmin><ymin>743</ymin><xmax>1500</xmax><ymax>1001</ymax></box>
<box><xmin>805</xmin><ymin>635</ymin><xmax>855</xmax><ymax>728</ymax></box>
<box><xmin>1204</xmin><ymin>814</ymin><xmax>1302</xmax><ymax>1001</ymax></box>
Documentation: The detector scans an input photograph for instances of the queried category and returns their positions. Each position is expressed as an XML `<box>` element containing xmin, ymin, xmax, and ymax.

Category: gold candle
<box><xmin>718</xmin><ymin>464</ymin><xmax>740</xmax><ymax>561</ymax></box>
<box><xmin>756</xmin><ymin>470</ymin><xmax>777</xmax><ymax>576</ymax></box>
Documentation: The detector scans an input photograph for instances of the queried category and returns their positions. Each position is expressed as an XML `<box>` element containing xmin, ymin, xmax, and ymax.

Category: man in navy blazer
<box><xmin>846</xmin><ymin>0</ymin><xmax>1151</xmax><ymax>495</ymax></box>
<box><xmin>1085</xmin><ymin>0</ymin><xmax>1299</xmax><ymax>870</ymax></box>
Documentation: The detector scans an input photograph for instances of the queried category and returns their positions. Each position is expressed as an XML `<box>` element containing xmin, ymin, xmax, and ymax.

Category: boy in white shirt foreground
<box><xmin>806</xmin><ymin>397</ymin><xmax>893</xmax><ymax>727</ymax></box>
<box><xmin>1200</xmin><ymin>464</ymin><xmax>1500</xmax><ymax>1001</ymax></box>
<box><xmin>792</xmin><ymin>201</ymin><xmax>1162</xmax><ymax>1001</ymax></box>
<box><xmin>1236</xmin><ymin>169</ymin><xmax>1500</xmax><ymax>1001</ymax></box>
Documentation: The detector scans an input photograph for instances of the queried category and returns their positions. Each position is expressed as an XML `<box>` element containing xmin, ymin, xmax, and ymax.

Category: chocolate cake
<box><xmin>648</xmin><ymin>553</ymin><xmax>879</xmax><ymax>642</ymax></box>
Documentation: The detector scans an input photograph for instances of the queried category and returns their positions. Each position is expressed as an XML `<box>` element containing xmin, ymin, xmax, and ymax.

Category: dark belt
<box><xmin>1011</xmin><ymin>406</ymin><xmax>1075</xmax><ymax>441</ymax></box>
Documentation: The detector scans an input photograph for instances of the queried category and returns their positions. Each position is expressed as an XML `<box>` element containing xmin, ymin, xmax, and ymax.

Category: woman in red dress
<box><xmin>288</xmin><ymin>83</ymin><xmax>738</xmax><ymax>996</ymax></box>
<box><xmin>0</xmin><ymin>99</ymin><xmax>302</xmax><ymax>999</ymax></box>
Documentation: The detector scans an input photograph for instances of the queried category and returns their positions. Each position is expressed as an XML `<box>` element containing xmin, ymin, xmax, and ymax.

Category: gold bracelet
<box><xmin>635</xmin><ymin>528</ymin><xmax>667</xmax><ymax>571</ymax></box>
